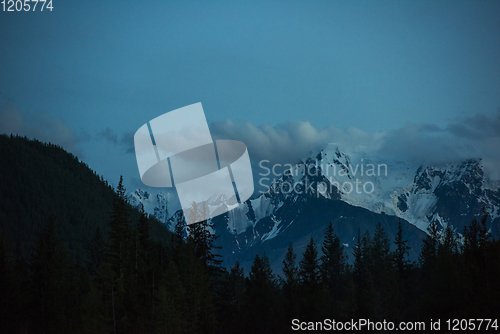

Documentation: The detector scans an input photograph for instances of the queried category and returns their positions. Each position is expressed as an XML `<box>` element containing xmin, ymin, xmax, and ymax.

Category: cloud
<box><xmin>0</xmin><ymin>104</ymin><xmax>86</xmax><ymax>157</ymax></box>
<box><xmin>99</xmin><ymin>127</ymin><xmax>118</xmax><ymax>144</ymax></box>
<box><xmin>122</xmin><ymin>132</ymin><xmax>135</xmax><ymax>153</ymax></box>
<box><xmin>377</xmin><ymin>111</ymin><xmax>500</xmax><ymax>179</ymax></box>
<box><xmin>99</xmin><ymin>127</ymin><xmax>135</xmax><ymax>154</ymax></box>
<box><xmin>376</xmin><ymin>122</ymin><xmax>473</xmax><ymax>165</ymax></box>
<box><xmin>211</xmin><ymin>111</ymin><xmax>500</xmax><ymax>180</ymax></box>
<box><xmin>447</xmin><ymin>112</ymin><xmax>500</xmax><ymax>140</ymax></box>
<box><xmin>102</xmin><ymin>110</ymin><xmax>500</xmax><ymax>182</ymax></box>
<box><xmin>210</xmin><ymin>120</ymin><xmax>384</xmax><ymax>167</ymax></box>
<box><xmin>111</xmin><ymin>120</ymin><xmax>383</xmax><ymax>163</ymax></box>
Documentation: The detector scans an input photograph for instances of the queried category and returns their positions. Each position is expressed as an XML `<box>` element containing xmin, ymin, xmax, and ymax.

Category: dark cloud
<box><xmin>211</xmin><ymin>111</ymin><xmax>500</xmax><ymax>180</ymax></box>
<box><xmin>447</xmin><ymin>112</ymin><xmax>500</xmax><ymax>139</ymax></box>
<box><xmin>99</xmin><ymin>127</ymin><xmax>118</xmax><ymax>144</ymax></box>
<box><xmin>100</xmin><ymin>111</ymin><xmax>500</xmax><ymax>182</ymax></box>
<box><xmin>98</xmin><ymin>127</ymin><xmax>135</xmax><ymax>154</ymax></box>
<box><xmin>377</xmin><ymin>112</ymin><xmax>500</xmax><ymax>179</ymax></box>
<box><xmin>375</xmin><ymin>122</ymin><xmax>475</xmax><ymax>165</ymax></box>
<box><xmin>121</xmin><ymin>132</ymin><xmax>135</xmax><ymax>154</ymax></box>
<box><xmin>0</xmin><ymin>104</ymin><xmax>86</xmax><ymax>157</ymax></box>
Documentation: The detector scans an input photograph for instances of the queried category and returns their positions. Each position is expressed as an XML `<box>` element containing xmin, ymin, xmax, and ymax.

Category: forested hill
<box><xmin>1</xmin><ymin>134</ymin><xmax>500</xmax><ymax>333</ymax></box>
<box><xmin>0</xmin><ymin>134</ymin><xmax>173</xmax><ymax>259</ymax></box>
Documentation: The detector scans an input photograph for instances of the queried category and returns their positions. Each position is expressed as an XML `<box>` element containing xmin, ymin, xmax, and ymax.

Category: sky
<box><xmin>1</xmin><ymin>0</ymin><xmax>500</xmax><ymax>199</ymax></box>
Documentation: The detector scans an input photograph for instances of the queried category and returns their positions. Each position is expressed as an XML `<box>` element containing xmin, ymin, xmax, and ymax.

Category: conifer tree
<box><xmin>248</xmin><ymin>253</ymin><xmax>275</xmax><ymax>286</ymax></box>
<box><xmin>154</xmin><ymin>261</ymin><xmax>188</xmax><ymax>334</ymax></box>
<box><xmin>417</xmin><ymin>220</ymin><xmax>440</xmax><ymax>319</ymax></box>
<box><xmin>371</xmin><ymin>223</ymin><xmax>397</xmax><ymax>319</ymax></box>
<box><xmin>283</xmin><ymin>242</ymin><xmax>299</xmax><ymax>289</ymax></box>
<box><xmin>81</xmin><ymin>279</ymin><xmax>108</xmax><ymax>333</ymax></box>
<box><xmin>372</xmin><ymin>222</ymin><xmax>391</xmax><ymax>272</ymax></box>
<box><xmin>12</xmin><ymin>241</ymin><xmax>29</xmax><ymax>331</ymax></box>
<box><xmin>174</xmin><ymin>212</ymin><xmax>186</xmax><ymax>248</ymax></box>
<box><xmin>352</xmin><ymin>229</ymin><xmax>374</xmax><ymax>318</ymax></box>
<box><xmin>108</xmin><ymin>176</ymin><xmax>131</xmax><ymax>277</ymax></box>
<box><xmin>390</xmin><ymin>220</ymin><xmax>412</xmax><ymax>320</ymax></box>
<box><xmin>298</xmin><ymin>238</ymin><xmax>323</xmax><ymax>321</ymax></box>
<box><xmin>87</xmin><ymin>227</ymin><xmax>106</xmax><ymax>278</ymax></box>
<box><xmin>393</xmin><ymin>219</ymin><xmax>410</xmax><ymax>280</ymax></box>
<box><xmin>106</xmin><ymin>176</ymin><xmax>136</xmax><ymax>332</ymax></box>
<box><xmin>419</xmin><ymin>220</ymin><xmax>439</xmax><ymax>272</ymax></box>
<box><xmin>220</xmin><ymin>261</ymin><xmax>246</xmax><ymax>334</ymax></box>
<box><xmin>299</xmin><ymin>238</ymin><xmax>321</xmax><ymax>285</ymax></box>
<box><xmin>29</xmin><ymin>214</ymin><xmax>79</xmax><ymax>333</ymax></box>
<box><xmin>320</xmin><ymin>223</ymin><xmax>347</xmax><ymax>317</ymax></box>
<box><xmin>430</xmin><ymin>224</ymin><xmax>461</xmax><ymax>319</ymax></box>
<box><xmin>173</xmin><ymin>240</ymin><xmax>216</xmax><ymax>334</ymax></box>
<box><xmin>0</xmin><ymin>237</ymin><xmax>15</xmax><ymax>332</ymax></box>
<box><xmin>187</xmin><ymin>218</ymin><xmax>222</xmax><ymax>275</ymax></box>
<box><xmin>135</xmin><ymin>206</ymin><xmax>155</xmax><ymax>329</ymax></box>
<box><xmin>245</xmin><ymin>253</ymin><xmax>278</xmax><ymax>333</ymax></box>
<box><xmin>462</xmin><ymin>209</ymin><xmax>495</xmax><ymax>317</ymax></box>
<box><xmin>439</xmin><ymin>224</ymin><xmax>458</xmax><ymax>256</ymax></box>
<box><xmin>282</xmin><ymin>243</ymin><xmax>299</xmax><ymax>321</ymax></box>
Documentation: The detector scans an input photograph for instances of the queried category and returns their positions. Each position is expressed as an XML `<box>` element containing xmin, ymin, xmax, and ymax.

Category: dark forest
<box><xmin>1</xmin><ymin>135</ymin><xmax>499</xmax><ymax>333</ymax></box>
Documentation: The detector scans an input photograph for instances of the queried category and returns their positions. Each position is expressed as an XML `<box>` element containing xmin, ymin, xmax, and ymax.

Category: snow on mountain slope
<box><xmin>129</xmin><ymin>143</ymin><xmax>500</xmax><ymax>274</ymax></box>
<box><xmin>127</xmin><ymin>189</ymin><xmax>178</xmax><ymax>225</ymax></box>
<box><xmin>215</xmin><ymin>142</ymin><xmax>500</xmax><ymax>241</ymax></box>
<box><xmin>130</xmin><ymin>143</ymin><xmax>500</xmax><ymax>243</ymax></box>
<box><xmin>313</xmin><ymin>143</ymin><xmax>500</xmax><ymax>232</ymax></box>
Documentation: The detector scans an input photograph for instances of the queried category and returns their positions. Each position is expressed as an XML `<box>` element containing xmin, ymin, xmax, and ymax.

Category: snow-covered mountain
<box><xmin>211</xmin><ymin>143</ymin><xmax>500</xmax><ymax>239</ymax></box>
<box><xmin>310</xmin><ymin>143</ymin><xmax>500</xmax><ymax>233</ymax></box>
<box><xmin>127</xmin><ymin>189</ymin><xmax>174</xmax><ymax>225</ymax></box>
<box><xmin>130</xmin><ymin>143</ymin><xmax>500</xmax><ymax>272</ymax></box>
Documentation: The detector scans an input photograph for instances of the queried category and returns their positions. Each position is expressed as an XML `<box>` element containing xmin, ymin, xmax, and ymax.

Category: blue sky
<box><xmin>1</xmin><ymin>0</ymin><xmax>500</xmax><ymax>194</ymax></box>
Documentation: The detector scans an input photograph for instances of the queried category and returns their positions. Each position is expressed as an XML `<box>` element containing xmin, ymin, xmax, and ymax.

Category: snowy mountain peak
<box><xmin>127</xmin><ymin>189</ymin><xmax>173</xmax><ymax>225</ymax></box>
<box><xmin>133</xmin><ymin>143</ymin><xmax>500</xmax><ymax>248</ymax></box>
<box><xmin>276</xmin><ymin>144</ymin><xmax>500</xmax><ymax>234</ymax></box>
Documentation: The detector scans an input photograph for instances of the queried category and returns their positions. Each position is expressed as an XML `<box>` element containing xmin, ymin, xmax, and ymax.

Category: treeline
<box><xmin>224</xmin><ymin>215</ymin><xmax>500</xmax><ymax>333</ymax></box>
<box><xmin>1</xmin><ymin>130</ymin><xmax>500</xmax><ymax>333</ymax></box>
<box><xmin>0</xmin><ymin>134</ymin><xmax>171</xmax><ymax>260</ymax></box>
<box><xmin>2</xmin><ymin>181</ymin><xmax>500</xmax><ymax>333</ymax></box>
<box><xmin>0</xmin><ymin>177</ymin><xmax>218</xmax><ymax>333</ymax></box>
<box><xmin>280</xmin><ymin>215</ymin><xmax>500</xmax><ymax>325</ymax></box>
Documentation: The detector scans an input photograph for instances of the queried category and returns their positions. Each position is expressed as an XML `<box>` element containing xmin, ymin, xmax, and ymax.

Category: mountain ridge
<box><xmin>0</xmin><ymin>134</ymin><xmax>173</xmax><ymax>260</ymax></box>
<box><xmin>128</xmin><ymin>142</ymin><xmax>500</xmax><ymax>272</ymax></box>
